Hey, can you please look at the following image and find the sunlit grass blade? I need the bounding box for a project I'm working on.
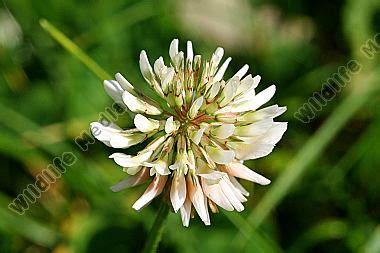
[39,19,111,80]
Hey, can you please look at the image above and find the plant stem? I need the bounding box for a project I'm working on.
[142,202,169,253]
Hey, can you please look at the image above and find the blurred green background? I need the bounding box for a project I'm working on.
[0,0,379,252]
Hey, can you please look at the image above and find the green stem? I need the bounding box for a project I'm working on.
[142,202,169,253]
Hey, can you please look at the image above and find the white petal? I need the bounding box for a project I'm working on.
[211,124,235,139]
[187,150,196,172]
[191,127,206,145]
[198,170,226,185]
[145,135,167,151]
[201,178,234,211]
[170,172,187,212]
[219,77,238,107]
[180,197,191,227]
[211,47,224,68]
[232,88,256,105]
[257,122,287,145]
[205,146,235,164]
[169,38,179,61]
[193,55,201,69]
[215,113,240,123]
[216,85,276,114]
[161,67,175,93]
[109,132,147,149]
[219,178,245,211]
[206,81,221,102]
[234,118,273,137]
[90,121,120,146]
[90,122,146,148]
[235,74,260,97]
[139,50,155,83]
[169,160,181,171]
[241,84,276,110]
[187,41,193,63]
[227,141,274,160]
[110,168,150,192]
[165,116,178,134]
[198,146,216,167]
[125,166,141,175]
[213,57,232,83]
[234,64,249,79]
[132,175,167,210]
[153,57,166,77]
[228,175,250,196]
[144,161,171,176]
[115,73,136,94]
[224,162,270,185]
[103,80,124,104]
[156,165,171,176]
[236,122,287,145]
[239,105,287,122]
[109,151,152,167]
[134,114,160,133]
[223,177,247,203]
[172,51,184,70]
[122,91,162,115]
[188,96,204,119]
[195,158,211,173]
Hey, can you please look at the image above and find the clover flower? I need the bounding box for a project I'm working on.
[90,39,287,226]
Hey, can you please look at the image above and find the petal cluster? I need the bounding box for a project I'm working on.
[91,39,287,226]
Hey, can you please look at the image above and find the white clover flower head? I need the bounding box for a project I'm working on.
[91,39,287,226]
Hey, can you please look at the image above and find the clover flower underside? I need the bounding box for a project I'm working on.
[90,39,287,226]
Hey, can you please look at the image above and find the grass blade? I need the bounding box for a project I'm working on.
[39,19,111,80]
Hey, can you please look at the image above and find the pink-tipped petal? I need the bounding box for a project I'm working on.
[132,175,167,210]
[111,168,150,192]
[187,175,210,225]
[180,197,192,227]
[170,172,187,212]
